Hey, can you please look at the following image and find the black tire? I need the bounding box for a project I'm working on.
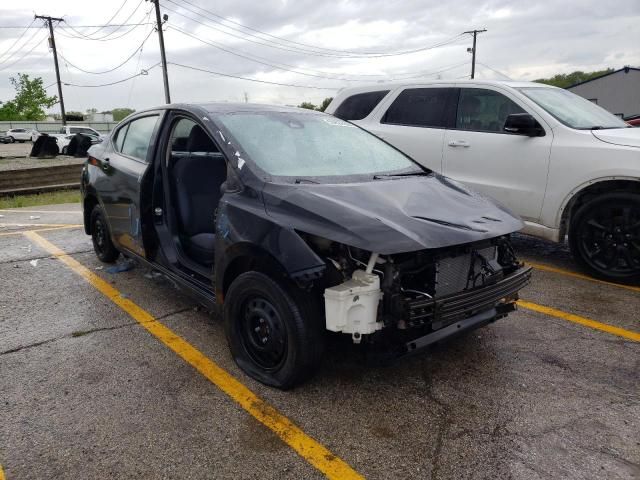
[224,271,324,389]
[9,136,14,143]
[569,192,640,282]
[90,204,120,263]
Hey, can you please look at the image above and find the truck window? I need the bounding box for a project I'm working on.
[456,88,525,133]
[382,88,451,128]
[333,90,390,121]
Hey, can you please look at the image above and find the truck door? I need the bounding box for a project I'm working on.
[442,87,552,222]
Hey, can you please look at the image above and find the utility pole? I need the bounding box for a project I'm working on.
[464,29,487,79]
[35,15,66,124]
[148,0,171,103]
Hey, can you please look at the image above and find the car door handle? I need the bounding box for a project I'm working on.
[447,140,470,148]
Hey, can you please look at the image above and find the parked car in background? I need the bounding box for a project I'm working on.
[625,114,640,127]
[82,103,531,388]
[56,133,102,155]
[0,134,13,144]
[4,128,37,143]
[326,80,640,282]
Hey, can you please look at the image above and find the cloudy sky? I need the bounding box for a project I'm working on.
[0,0,638,114]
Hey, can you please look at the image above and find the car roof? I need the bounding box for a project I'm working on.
[133,102,325,116]
[332,79,557,96]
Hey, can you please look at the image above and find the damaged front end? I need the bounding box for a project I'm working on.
[300,232,531,357]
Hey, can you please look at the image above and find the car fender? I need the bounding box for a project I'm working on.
[214,196,326,302]
[555,174,640,227]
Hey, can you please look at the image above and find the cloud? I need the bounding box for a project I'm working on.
[0,0,638,112]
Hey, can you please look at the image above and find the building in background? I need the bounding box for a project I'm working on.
[567,66,640,119]
[86,111,114,122]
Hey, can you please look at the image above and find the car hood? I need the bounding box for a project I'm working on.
[592,128,640,148]
[262,174,523,254]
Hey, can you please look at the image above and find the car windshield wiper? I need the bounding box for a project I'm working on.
[373,170,430,180]
[293,177,319,184]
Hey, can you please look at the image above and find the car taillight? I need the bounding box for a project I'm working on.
[88,156,99,166]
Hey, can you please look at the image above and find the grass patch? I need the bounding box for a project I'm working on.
[0,189,80,209]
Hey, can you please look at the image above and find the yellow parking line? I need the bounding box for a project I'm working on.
[0,209,79,214]
[527,261,640,294]
[0,463,4,480]
[518,300,640,342]
[23,231,364,480]
[0,225,82,237]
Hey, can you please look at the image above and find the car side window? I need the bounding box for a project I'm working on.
[120,115,160,162]
[333,90,390,121]
[113,124,128,152]
[456,88,526,133]
[382,88,451,128]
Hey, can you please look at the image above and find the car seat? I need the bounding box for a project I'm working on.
[172,124,227,266]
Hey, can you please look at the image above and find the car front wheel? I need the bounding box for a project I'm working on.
[224,271,324,389]
[90,205,120,263]
[569,192,640,282]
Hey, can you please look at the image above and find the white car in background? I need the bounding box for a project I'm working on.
[326,80,640,282]
[4,128,37,143]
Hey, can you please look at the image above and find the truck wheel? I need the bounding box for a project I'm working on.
[569,192,640,282]
[90,205,120,263]
[224,271,324,389]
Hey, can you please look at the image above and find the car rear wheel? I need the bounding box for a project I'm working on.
[569,192,640,282]
[9,136,14,143]
[90,205,120,263]
[224,271,324,389]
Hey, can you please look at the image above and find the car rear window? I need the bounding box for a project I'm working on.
[333,90,389,121]
[382,88,451,128]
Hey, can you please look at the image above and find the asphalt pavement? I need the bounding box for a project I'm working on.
[0,204,638,479]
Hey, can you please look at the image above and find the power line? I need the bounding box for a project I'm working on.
[0,31,49,72]
[0,22,154,28]
[59,1,149,41]
[169,0,467,58]
[83,0,130,36]
[163,1,466,58]
[0,24,44,66]
[0,18,36,61]
[57,27,154,74]
[477,62,512,80]
[63,63,159,87]
[169,25,469,83]
[169,62,336,90]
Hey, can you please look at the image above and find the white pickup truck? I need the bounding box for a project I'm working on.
[326,80,640,282]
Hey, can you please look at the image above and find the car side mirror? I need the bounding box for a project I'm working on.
[504,113,544,137]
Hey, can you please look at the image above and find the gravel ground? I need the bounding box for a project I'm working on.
[0,142,82,171]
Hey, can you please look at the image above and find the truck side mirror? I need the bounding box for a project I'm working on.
[504,113,545,137]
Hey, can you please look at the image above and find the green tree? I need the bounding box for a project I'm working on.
[317,97,333,112]
[111,107,135,121]
[0,74,58,120]
[534,68,614,88]
[298,101,317,110]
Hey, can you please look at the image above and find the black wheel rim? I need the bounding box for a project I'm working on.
[93,217,107,255]
[239,296,287,371]
[577,202,640,276]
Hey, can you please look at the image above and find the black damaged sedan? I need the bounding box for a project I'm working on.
[81,103,531,388]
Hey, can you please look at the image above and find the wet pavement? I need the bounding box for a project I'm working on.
[0,204,638,479]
